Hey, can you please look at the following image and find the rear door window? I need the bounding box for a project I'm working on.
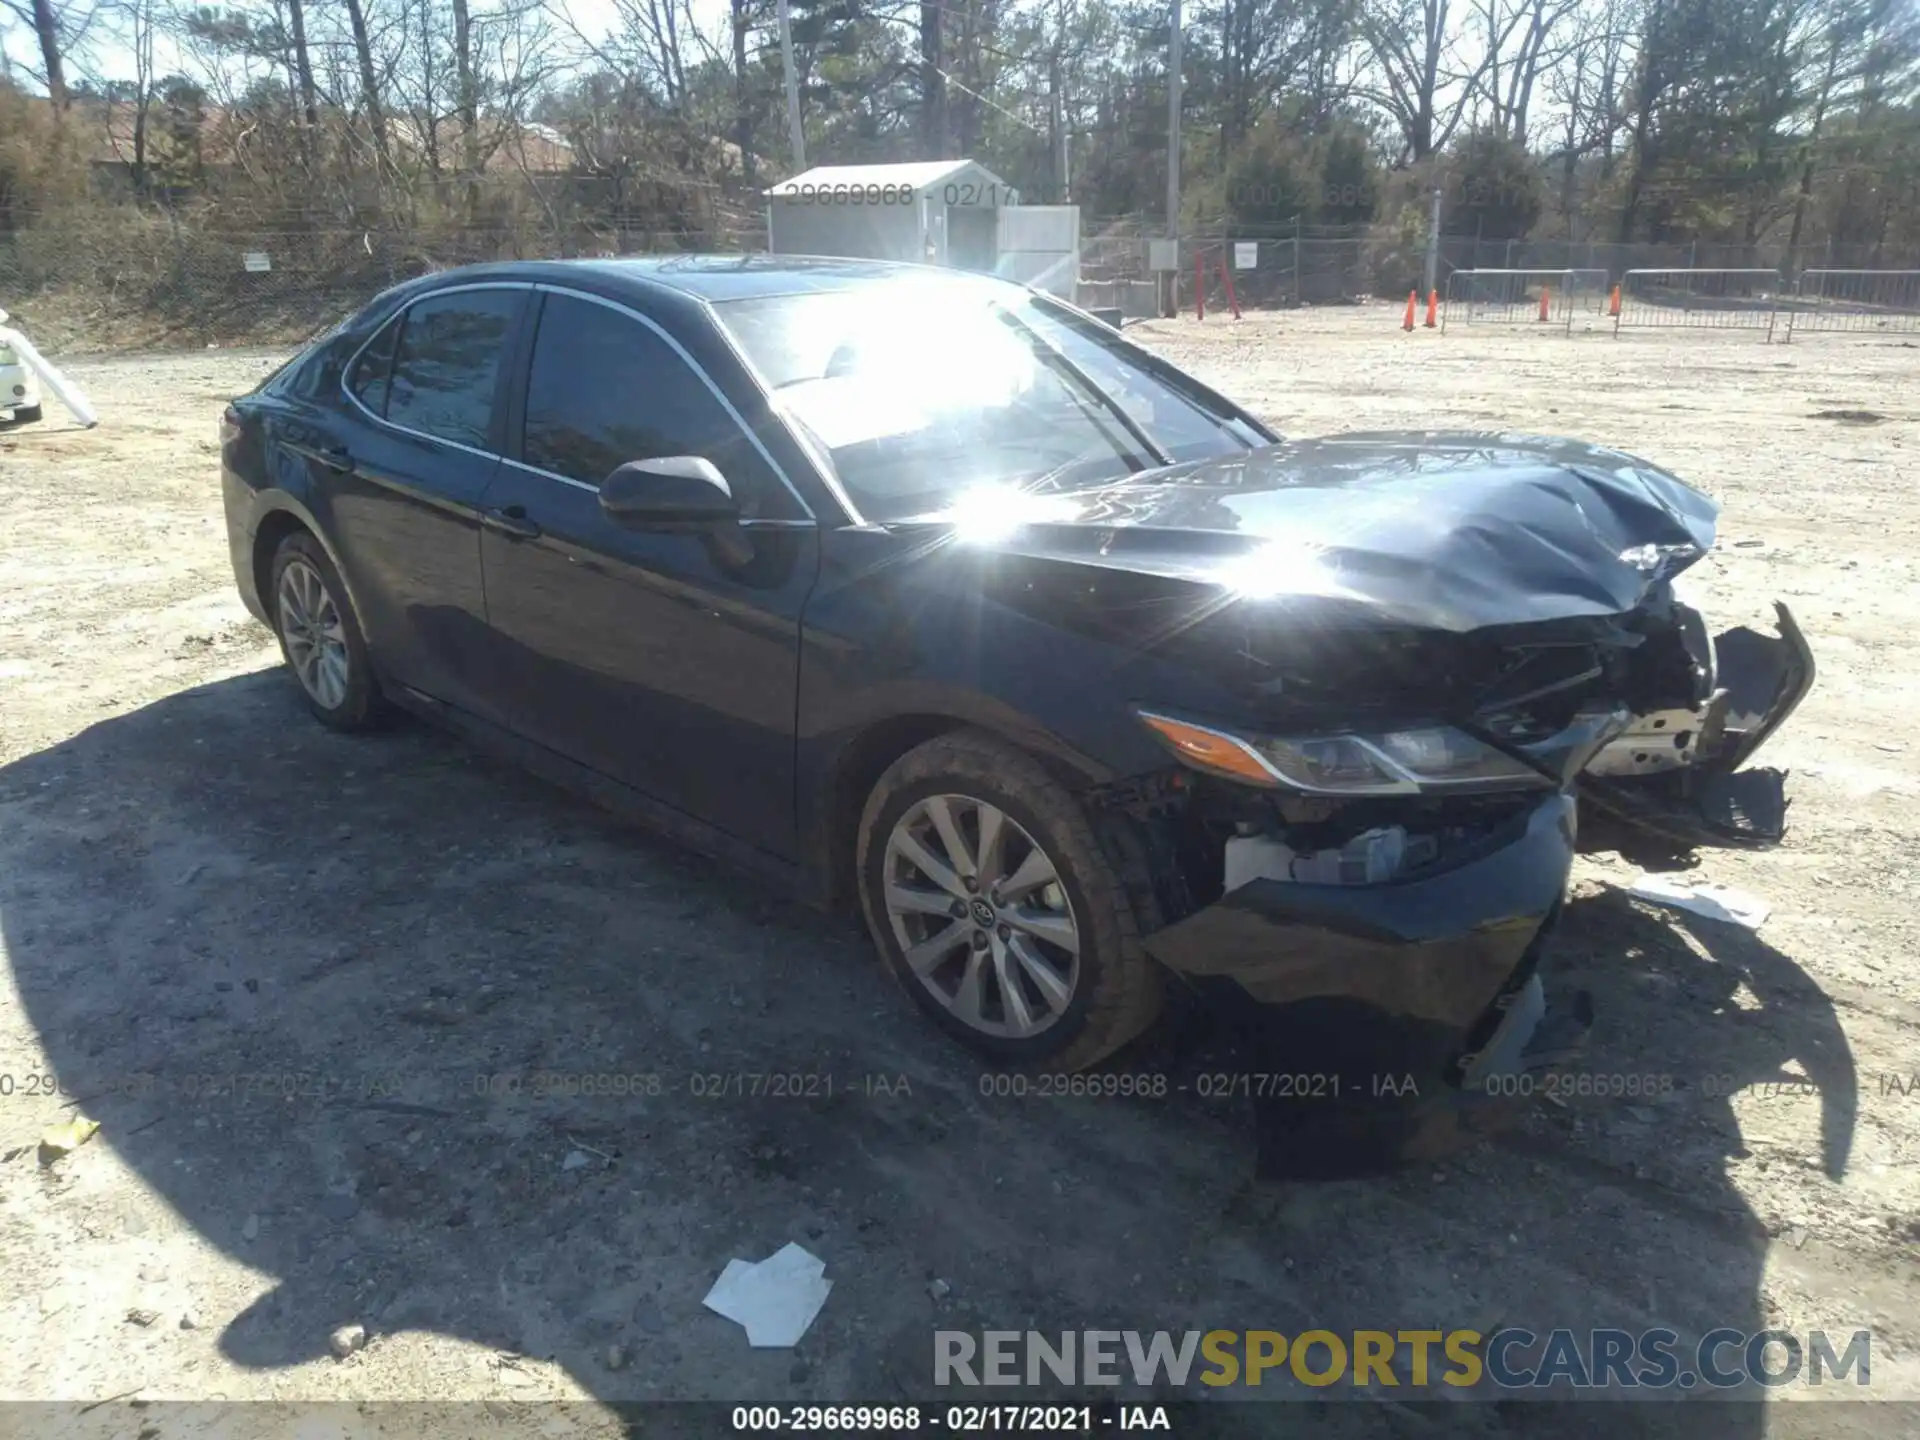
[384,289,520,449]
[345,316,400,415]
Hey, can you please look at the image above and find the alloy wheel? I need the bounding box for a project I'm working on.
[277,557,351,711]
[882,793,1081,1039]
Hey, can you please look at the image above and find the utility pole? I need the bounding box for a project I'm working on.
[1422,187,1442,297]
[1166,0,1182,238]
[1164,0,1182,316]
[1050,55,1069,202]
[777,0,806,171]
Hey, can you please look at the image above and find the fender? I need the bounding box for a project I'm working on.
[793,679,1133,910]
[237,488,369,647]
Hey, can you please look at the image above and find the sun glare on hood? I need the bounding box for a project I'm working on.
[1209,538,1353,601]
[938,485,1089,544]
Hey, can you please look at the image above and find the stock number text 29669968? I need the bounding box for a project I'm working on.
[789,182,917,205]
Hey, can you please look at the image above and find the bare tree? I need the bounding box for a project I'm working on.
[1543,0,1636,232]
[286,0,318,147]
[342,0,395,174]
[1,0,94,106]
[1472,0,1582,139]
[1355,0,1481,159]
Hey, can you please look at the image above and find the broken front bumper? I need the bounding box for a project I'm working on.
[1142,793,1592,1179]
[1579,601,1816,851]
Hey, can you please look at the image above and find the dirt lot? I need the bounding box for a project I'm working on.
[1,308,1916,1436]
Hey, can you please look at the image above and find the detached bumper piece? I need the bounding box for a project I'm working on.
[1142,794,1593,1179]
[1579,601,1814,851]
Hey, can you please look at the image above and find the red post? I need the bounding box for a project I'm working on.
[1195,248,1206,321]
[1220,252,1241,319]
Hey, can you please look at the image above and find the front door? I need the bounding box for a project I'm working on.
[476,288,818,861]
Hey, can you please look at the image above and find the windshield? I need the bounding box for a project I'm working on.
[713,279,1267,522]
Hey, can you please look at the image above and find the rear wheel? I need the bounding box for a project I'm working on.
[856,730,1162,1071]
[9,404,42,425]
[269,531,385,731]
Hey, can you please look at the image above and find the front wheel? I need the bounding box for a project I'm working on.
[8,404,42,425]
[855,730,1163,1071]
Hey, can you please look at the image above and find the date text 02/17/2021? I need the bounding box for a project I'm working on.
[729,1406,1170,1433]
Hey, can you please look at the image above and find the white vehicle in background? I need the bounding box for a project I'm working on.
[0,312,44,424]
[0,307,96,428]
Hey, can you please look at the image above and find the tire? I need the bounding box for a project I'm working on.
[268,530,385,732]
[12,404,43,425]
[856,729,1163,1071]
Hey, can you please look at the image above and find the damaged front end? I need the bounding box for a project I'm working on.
[985,432,1815,1176]
[1108,570,1811,1180]
[1116,706,1605,1180]
[1577,591,1815,858]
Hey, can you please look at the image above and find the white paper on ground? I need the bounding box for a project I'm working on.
[702,1242,833,1347]
[1627,874,1771,930]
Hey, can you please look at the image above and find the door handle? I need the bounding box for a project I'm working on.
[317,444,356,472]
[482,505,542,540]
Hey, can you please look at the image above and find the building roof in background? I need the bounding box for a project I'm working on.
[765,159,1013,200]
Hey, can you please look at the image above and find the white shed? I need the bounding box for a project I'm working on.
[766,159,1019,273]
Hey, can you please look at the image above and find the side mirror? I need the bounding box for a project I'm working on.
[599,456,739,529]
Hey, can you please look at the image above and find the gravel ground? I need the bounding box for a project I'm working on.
[0,308,1915,1437]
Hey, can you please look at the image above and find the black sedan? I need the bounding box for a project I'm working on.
[221,257,1813,1171]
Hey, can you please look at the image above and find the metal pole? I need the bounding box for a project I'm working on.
[1161,0,1182,316]
[777,0,806,171]
[1423,187,1442,298]
[1051,57,1070,202]
[1166,0,1182,236]
[1292,215,1302,306]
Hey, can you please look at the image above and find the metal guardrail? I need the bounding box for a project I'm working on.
[1614,269,1783,338]
[1441,269,1611,334]
[1782,269,1920,338]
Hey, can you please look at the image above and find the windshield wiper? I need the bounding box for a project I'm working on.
[992,306,1173,470]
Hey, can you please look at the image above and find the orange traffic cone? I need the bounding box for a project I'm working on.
[1537,286,1553,322]
[1424,289,1439,328]
[1608,283,1622,317]
[1402,290,1417,331]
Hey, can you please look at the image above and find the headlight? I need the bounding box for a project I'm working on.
[1137,710,1552,794]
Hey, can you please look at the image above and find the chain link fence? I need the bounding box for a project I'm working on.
[0,207,766,351]
[9,199,1920,349]
[1100,222,1920,321]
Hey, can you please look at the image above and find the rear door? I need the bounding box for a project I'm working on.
[477,286,819,860]
[324,283,527,720]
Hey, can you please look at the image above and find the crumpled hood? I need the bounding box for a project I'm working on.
[926,432,1720,634]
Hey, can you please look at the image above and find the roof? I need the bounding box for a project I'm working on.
[398,254,1020,306]
[570,254,977,301]
[764,159,1012,201]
